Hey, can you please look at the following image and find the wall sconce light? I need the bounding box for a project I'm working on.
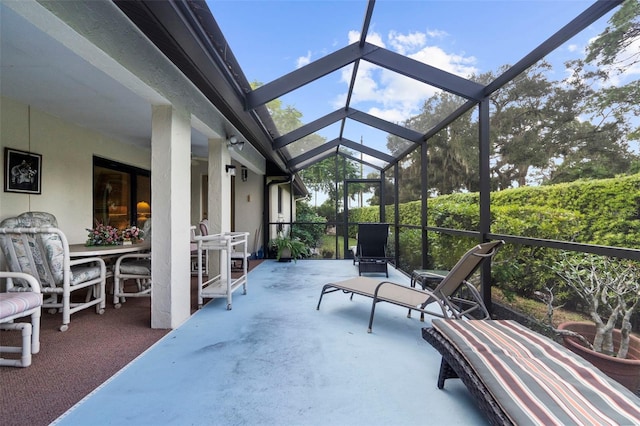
[241,166,248,182]
[226,165,237,176]
[227,135,245,151]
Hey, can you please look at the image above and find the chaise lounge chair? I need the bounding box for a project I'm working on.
[317,240,503,332]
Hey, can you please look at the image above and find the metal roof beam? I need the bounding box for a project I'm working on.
[484,0,622,96]
[362,44,485,101]
[340,138,395,163]
[290,151,337,173]
[246,43,379,109]
[348,109,423,143]
[339,152,383,171]
[383,99,480,173]
[288,139,341,168]
[274,107,422,149]
[274,109,354,149]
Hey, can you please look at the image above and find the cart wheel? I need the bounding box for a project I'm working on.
[98,308,105,315]
[59,324,69,332]
[48,308,57,315]
[226,303,232,310]
[114,303,122,309]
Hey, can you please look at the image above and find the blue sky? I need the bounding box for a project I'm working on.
[209,1,604,80]
[207,1,636,199]
[208,1,617,142]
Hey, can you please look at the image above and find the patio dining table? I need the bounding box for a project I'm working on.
[69,241,151,258]
[69,241,151,281]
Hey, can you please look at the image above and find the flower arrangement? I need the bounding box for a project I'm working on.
[85,223,144,246]
[86,222,120,246]
[121,225,143,242]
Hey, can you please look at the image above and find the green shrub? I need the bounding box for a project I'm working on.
[347,174,639,300]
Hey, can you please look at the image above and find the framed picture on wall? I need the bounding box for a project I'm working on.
[4,147,42,194]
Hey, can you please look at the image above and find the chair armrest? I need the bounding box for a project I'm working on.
[69,256,106,270]
[0,271,41,294]
[69,256,107,281]
[114,253,151,268]
[373,280,436,307]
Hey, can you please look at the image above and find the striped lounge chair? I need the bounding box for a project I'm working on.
[423,319,640,425]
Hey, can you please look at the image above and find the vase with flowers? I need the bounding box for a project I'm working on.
[120,225,143,245]
[86,222,120,246]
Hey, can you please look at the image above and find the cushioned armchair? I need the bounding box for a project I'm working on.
[0,271,43,367]
[113,218,151,308]
[113,253,151,308]
[0,212,106,332]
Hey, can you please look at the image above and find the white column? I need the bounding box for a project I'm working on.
[207,138,231,278]
[150,105,191,329]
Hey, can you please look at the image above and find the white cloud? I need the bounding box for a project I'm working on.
[296,51,312,68]
[333,28,478,124]
[426,29,448,39]
[409,46,477,77]
[567,44,579,53]
[388,30,426,55]
[367,106,409,124]
[349,30,385,48]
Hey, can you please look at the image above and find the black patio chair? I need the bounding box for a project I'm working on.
[353,223,391,277]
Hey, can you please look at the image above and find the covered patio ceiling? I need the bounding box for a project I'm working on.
[115,0,622,177]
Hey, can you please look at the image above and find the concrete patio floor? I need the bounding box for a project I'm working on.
[52,260,487,426]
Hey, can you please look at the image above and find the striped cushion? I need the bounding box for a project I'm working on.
[432,319,640,425]
[0,292,43,320]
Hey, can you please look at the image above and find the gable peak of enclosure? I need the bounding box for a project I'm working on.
[116,0,623,177]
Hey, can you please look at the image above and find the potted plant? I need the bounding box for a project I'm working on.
[269,231,308,262]
[549,252,640,392]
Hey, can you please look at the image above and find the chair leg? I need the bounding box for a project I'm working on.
[60,293,70,332]
[367,299,380,333]
[437,358,458,389]
[114,276,123,308]
[0,322,32,367]
[31,310,41,354]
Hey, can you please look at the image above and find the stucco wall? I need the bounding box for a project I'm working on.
[0,96,150,244]
[233,163,264,256]
[190,159,208,227]
[267,179,295,243]
[1,97,267,261]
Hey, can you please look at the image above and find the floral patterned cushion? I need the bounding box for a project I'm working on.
[70,265,104,285]
[118,260,151,275]
[0,212,64,287]
[0,211,58,228]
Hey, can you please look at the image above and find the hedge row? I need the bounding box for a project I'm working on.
[348,173,640,301]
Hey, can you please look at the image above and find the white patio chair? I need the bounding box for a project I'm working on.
[194,219,210,276]
[0,271,43,367]
[113,219,151,307]
[0,212,106,332]
[113,253,151,308]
